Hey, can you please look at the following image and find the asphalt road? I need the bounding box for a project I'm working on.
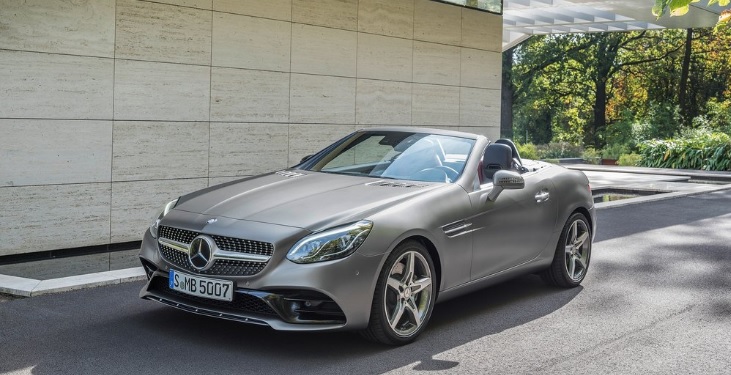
[2,190,730,375]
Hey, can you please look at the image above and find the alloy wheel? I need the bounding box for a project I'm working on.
[564,219,590,281]
[383,250,433,337]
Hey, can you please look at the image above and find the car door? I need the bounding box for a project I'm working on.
[467,167,558,281]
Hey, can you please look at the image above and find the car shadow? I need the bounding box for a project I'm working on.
[0,276,581,375]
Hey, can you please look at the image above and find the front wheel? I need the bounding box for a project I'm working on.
[361,240,436,345]
[541,212,592,287]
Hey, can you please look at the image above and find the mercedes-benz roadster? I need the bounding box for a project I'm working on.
[139,127,595,345]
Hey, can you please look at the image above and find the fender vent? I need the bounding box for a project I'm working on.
[276,170,305,178]
[366,181,429,188]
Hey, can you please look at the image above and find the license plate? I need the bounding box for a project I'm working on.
[169,269,234,302]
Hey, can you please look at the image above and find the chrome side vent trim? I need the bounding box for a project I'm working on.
[366,181,429,188]
[442,220,473,237]
[276,170,305,178]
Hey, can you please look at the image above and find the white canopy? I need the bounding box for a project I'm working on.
[503,0,726,50]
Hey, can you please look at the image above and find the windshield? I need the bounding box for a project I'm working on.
[299,131,476,183]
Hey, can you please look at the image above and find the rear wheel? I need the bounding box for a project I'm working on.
[541,212,591,287]
[361,240,436,345]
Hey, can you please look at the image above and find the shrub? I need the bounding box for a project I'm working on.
[639,132,731,171]
[617,153,642,167]
[601,143,630,160]
[516,142,539,160]
[582,148,601,164]
[536,142,583,159]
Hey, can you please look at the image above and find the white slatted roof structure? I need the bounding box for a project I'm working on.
[503,0,726,50]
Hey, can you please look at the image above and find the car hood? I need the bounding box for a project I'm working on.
[174,171,442,231]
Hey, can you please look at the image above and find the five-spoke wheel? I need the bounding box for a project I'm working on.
[362,240,436,345]
[541,212,592,287]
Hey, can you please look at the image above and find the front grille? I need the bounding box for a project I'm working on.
[149,276,278,317]
[157,226,273,276]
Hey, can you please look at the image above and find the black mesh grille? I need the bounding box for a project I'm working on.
[149,276,278,317]
[157,226,273,276]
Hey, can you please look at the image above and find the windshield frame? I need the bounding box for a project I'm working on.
[295,130,477,184]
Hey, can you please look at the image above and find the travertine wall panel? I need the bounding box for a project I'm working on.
[461,48,501,89]
[414,0,461,45]
[288,124,357,165]
[114,60,210,121]
[0,51,113,119]
[209,123,289,177]
[212,12,291,71]
[462,10,503,52]
[290,74,356,124]
[460,87,501,126]
[292,0,358,31]
[213,0,291,20]
[0,184,112,255]
[0,120,112,186]
[111,179,209,242]
[211,68,290,122]
[115,0,212,65]
[357,33,413,81]
[358,0,414,38]
[155,0,212,10]
[356,80,412,125]
[412,84,460,126]
[291,24,357,77]
[112,121,209,181]
[0,0,502,255]
[414,41,461,86]
[0,0,115,57]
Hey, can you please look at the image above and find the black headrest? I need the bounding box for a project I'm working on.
[495,139,521,161]
[483,143,513,180]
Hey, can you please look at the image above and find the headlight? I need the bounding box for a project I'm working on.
[149,199,178,238]
[287,221,373,264]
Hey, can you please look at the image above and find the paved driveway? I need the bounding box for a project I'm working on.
[2,190,730,374]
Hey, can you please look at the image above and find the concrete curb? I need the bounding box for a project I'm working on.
[595,184,731,210]
[0,267,146,297]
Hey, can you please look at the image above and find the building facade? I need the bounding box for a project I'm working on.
[0,0,503,257]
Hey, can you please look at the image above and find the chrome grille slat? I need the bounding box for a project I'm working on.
[157,226,273,276]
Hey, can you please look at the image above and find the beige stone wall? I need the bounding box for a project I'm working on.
[0,0,502,255]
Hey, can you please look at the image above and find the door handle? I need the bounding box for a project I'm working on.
[535,191,550,203]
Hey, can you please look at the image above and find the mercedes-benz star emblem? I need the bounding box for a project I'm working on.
[189,235,215,270]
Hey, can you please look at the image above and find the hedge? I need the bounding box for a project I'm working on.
[638,132,731,171]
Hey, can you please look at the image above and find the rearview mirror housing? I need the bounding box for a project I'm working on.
[487,170,525,202]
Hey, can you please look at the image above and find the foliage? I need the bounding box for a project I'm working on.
[508,27,731,151]
[602,143,631,159]
[652,0,730,29]
[617,153,643,166]
[536,142,584,159]
[516,142,539,160]
[692,99,731,134]
[582,148,602,164]
[639,131,731,170]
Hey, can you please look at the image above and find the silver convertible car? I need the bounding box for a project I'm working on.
[139,127,595,345]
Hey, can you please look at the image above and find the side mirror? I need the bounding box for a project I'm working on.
[300,154,314,164]
[486,170,525,202]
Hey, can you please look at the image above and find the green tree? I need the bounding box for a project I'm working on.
[653,0,730,26]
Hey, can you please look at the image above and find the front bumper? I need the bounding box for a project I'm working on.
[139,224,386,331]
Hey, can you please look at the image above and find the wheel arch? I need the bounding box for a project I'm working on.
[404,235,442,294]
[572,206,593,234]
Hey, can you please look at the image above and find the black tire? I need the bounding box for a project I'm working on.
[541,212,592,288]
[360,240,436,345]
